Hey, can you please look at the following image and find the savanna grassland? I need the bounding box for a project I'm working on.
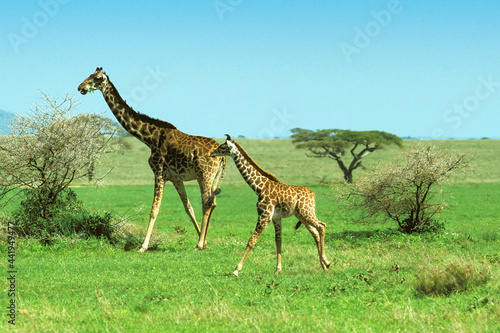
[2,137,499,332]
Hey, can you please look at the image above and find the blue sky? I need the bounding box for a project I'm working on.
[1,0,500,139]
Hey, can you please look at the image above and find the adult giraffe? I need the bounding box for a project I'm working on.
[78,67,225,251]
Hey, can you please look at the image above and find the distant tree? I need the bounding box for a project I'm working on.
[291,128,403,183]
[0,92,118,218]
[340,145,470,233]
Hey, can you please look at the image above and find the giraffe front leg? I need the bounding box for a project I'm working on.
[140,175,165,253]
[233,212,271,276]
[233,246,250,276]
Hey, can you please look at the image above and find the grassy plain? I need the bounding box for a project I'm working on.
[76,137,500,186]
[2,138,499,332]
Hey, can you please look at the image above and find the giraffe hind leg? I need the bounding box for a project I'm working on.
[204,157,225,209]
[203,188,221,209]
[273,218,283,274]
[196,183,218,250]
[196,160,225,250]
[196,197,217,250]
[172,181,201,236]
[298,215,330,270]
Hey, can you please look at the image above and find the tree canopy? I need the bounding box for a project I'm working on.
[291,128,403,183]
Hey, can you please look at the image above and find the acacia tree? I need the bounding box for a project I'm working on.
[341,145,470,233]
[291,128,403,183]
[0,92,118,219]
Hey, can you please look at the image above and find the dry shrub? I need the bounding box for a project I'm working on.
[0,93,119,210]
[112,222,168,251]
[340,145,470,233]
[415,261,490,296]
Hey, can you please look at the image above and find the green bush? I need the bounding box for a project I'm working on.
[399,217,446,234]
[12,188,114,241]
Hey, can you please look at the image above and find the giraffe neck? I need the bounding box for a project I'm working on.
[100,79,176,147]
[230,141,277,194]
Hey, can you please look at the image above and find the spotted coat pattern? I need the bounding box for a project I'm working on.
[78,67,225,251]
[211,137,330,276]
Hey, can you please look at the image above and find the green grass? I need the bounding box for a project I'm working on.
[80,137,500,186]
[2,138,500,332]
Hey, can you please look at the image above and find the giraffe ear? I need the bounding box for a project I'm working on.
[224,134,232,141]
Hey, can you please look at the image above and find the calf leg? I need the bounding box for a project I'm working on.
[233,214,271,276]
[272,218,283,274]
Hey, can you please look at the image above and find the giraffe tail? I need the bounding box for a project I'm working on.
[204,188,222,209]
[295,221,302,230]
[204,157,226,209]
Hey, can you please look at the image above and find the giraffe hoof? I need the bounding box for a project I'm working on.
[139,247,147,253]
[232,270,239,277]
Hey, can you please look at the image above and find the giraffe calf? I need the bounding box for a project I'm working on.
[211,135,331,276]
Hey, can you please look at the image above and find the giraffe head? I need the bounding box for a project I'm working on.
[211,134,236,157]
[78,67,108,95]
